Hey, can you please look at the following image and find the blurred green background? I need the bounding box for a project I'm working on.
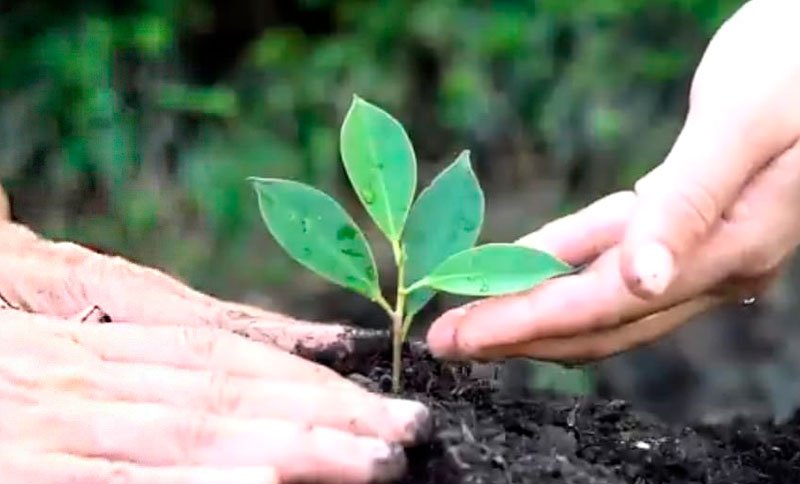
[8,0,800,422]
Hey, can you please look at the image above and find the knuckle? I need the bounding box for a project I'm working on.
[205,372,244,415]
[174,412,219,459]
[179,326,224,361]
[55,241,98,268]
[46,364,96,396]
[669,183,720,236]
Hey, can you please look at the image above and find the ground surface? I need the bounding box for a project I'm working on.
[339,343,800,484]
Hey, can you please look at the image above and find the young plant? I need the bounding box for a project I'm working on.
[251,96,572,392]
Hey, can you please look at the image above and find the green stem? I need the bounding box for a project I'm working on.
[375,294,394,316]
[404,278,429,295]
[390,240,407,393]
[400,313,414,341]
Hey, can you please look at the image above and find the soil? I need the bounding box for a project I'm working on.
[334,342,800,484]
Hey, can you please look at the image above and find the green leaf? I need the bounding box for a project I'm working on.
[402,150,484,317]
[251,178,380,299]
[340,95,416,242]
[416,243,572,296]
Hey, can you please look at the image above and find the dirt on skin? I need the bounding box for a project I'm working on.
[337,342,800,484]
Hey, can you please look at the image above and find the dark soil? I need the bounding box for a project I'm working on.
[338,342,800,484]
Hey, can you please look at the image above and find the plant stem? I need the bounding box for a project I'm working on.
[403,278,428,294]
[400,313,414,341]
[389,307,404,393]
[375,291,403,393]
[375,294,394,316]
[390,240,407,393]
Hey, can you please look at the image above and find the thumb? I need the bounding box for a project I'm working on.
[621,114,787,297]
[621,0,800,298]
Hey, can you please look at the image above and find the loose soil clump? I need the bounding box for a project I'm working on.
[337,342,800,484]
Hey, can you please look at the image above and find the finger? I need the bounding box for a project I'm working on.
[0,449,278,484]
[472,296,720,363]
[516,191,636,266]
[0,312,349,385]
[0,356,429,444]
[427,238,745,360]
[0,310,100,364]
[620,8,800,297]
[621,113,788,297]
[427,223,764,359]
[1,399,406,484]
[0,313,432,445]
[427,250,632,359]
[235,317,390,370]
[724,139,800,276]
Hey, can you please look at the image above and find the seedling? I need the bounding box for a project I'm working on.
[251,96,572,392]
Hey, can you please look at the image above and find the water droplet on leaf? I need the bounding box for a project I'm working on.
[361,188,376,205]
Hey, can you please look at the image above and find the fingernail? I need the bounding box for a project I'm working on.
[366,441,407,483]
[632,242,675,295]
[386,399,433,443]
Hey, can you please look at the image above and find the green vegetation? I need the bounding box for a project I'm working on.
[253,96,571,391]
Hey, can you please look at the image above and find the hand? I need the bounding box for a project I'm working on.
[0,210,428,482]
[0,310,425,483]
[0,221,386,367]
[426,0,800,363]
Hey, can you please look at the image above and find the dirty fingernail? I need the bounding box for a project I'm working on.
[632,242,675,295]
[386,399,432,444]
[366,441,407,483]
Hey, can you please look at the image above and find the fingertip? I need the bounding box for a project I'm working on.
[426,307,466,359]
[384,399,432,444]
[624,241,676,297]
[370,442,407,483]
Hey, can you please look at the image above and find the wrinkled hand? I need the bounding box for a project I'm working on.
[427,0,800,363]
[0,219,386,365]
[0,220,428,482]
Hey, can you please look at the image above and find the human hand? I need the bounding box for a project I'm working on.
[0,200,428,483]
[426,0,800,363]
[0,310,427,483]
[0,220,386,368]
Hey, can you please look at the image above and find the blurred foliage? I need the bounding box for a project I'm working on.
[0,0,744,305]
